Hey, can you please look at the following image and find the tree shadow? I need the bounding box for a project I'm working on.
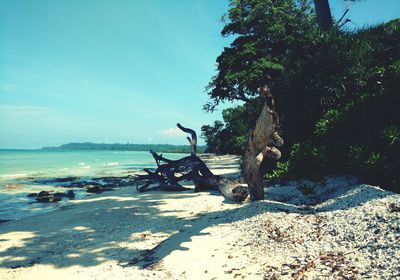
[0,190,194,269]
[0,178,394,271]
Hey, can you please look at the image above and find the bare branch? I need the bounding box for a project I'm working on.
[177,123,197,156]
[336,8,350,26]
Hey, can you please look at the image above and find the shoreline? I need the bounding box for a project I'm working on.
[0,150,200,221]
[0,155,245,279]
[0,155,399,279]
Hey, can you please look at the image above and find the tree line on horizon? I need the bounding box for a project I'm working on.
[201,0,400,191]
[42,142,206,154]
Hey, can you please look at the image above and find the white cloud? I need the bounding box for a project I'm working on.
[157,127,186,138]
[0,104,52,116]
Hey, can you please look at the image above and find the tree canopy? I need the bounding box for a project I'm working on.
[204,0,318,111]
[202,0,400,191]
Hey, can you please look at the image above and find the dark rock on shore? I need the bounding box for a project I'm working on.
[25,175,135,204]
[36,196,62,203]
[29,190,75,202]
[86,185,102,194]
[30,175,134,189]
[37,191,50,197]
[66,190,75,198]
[53,192,67,198]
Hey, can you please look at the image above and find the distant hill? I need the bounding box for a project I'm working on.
[42,142,206,153]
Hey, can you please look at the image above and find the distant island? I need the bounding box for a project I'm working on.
[42,142,206,153]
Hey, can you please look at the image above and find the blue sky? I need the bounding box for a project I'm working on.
[0,0,399,149]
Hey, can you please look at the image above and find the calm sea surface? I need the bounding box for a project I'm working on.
[0,149,185,220]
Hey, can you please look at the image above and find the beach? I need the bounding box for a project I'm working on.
[0,149,185,221]
[2,0,399,279]
[1,155,400,279]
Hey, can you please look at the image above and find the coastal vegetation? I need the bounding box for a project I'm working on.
[201,0,400,192]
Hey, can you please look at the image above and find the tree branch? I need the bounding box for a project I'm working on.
[336,8,349,27]
[177,123,197,156]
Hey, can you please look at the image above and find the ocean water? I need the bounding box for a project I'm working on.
[0,149,185,220]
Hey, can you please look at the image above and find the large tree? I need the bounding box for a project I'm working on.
[205,0,318,111]
[203,0,320,200]
[313,0,333,30]
[203,0,400,193]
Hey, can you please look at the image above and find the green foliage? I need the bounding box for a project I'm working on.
[201,101,263,154]
[382,125,400,145]
[204,0,317,110]
[264,161,289,180]
[282,33,400,189]
[201,121,224,153]
[285,142,329,181]
[203,0,400,191]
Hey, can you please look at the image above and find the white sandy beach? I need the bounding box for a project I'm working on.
[1,155,399,279]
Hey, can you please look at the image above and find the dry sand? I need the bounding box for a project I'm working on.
[1,155,399,279]
[0,155,249,280]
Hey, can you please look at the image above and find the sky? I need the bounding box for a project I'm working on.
[0,0,399,149]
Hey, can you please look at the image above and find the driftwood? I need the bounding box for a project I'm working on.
[134,124,249,202]
[134,86,283,202]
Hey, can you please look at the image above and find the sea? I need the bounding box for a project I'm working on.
[0,149,185,221]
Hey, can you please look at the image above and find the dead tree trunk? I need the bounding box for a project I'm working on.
[133,123,249,202]
[134,86,282,203]
[243,86,283,201]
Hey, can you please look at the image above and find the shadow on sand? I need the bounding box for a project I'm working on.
[0,177,394,271]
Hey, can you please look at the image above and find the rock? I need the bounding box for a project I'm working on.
[36,196,61,203]
[51,196,62,202]
[35,191,64,203]
[389,203,400,213]
[36,196,50,203]
[55,176,79,182]
[33,190,75,201]
[66,190,75,199]
[53,192,67,198]
[86,185,102,194]
[37,191,50,197]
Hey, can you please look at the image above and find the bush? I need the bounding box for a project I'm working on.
[265,20,400,191]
